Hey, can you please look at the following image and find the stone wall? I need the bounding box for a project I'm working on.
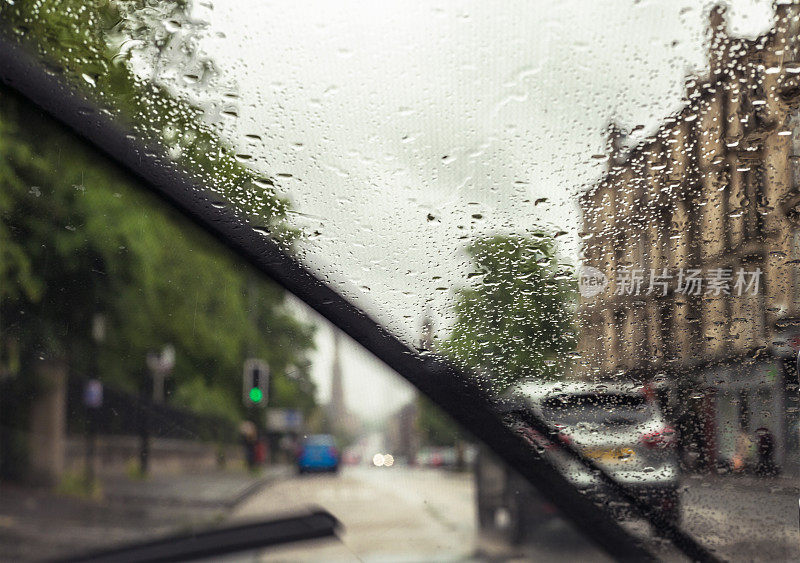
[65,435,244,475]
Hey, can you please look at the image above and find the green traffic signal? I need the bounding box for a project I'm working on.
[249,387,263,403]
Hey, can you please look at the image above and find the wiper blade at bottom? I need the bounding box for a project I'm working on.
[56,509,340,563]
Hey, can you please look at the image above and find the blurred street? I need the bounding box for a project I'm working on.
[0,467,288,561]
[1,459,799,561]
[680,474,800,562]
[232,464,605,562]
[232,467,800,562]
[233,466,478,562]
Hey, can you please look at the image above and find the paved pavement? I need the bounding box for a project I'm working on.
[1,465,797,561]
[102,470,284,509]
[679,473,800,562]
[233,465,478,561]
[232,466,608,562]
[231,467,800,562]
[0,466,289,561]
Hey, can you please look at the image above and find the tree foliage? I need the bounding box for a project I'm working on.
[1,0,292,237]
[415,233,577,447]
[416,397,460,447]
[0,1,318,426]
[441,233,577,392]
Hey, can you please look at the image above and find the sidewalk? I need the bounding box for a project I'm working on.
[682,471,800,496]
[0,465,290,562]
[102,466,291,510]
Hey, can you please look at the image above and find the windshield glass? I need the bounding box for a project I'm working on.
[2,0,800,561]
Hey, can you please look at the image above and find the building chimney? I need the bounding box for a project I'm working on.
[605,121,626,167]
[329,329,345,425]
[708,5,728,78]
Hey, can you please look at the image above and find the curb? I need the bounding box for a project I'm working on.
[227,466,293,510]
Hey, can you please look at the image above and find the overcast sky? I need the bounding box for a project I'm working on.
[164,0,775,418]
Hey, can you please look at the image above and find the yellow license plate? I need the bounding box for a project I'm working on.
[584,447,636,463]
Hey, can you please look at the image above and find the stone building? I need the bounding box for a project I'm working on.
[578,3,800,471]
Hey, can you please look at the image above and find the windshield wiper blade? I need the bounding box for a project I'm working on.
[56,509,340,563]
[0,30,718,563]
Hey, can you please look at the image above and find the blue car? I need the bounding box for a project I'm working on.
[297,434,340,474]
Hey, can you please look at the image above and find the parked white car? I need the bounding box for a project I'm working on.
[476,379,680,543]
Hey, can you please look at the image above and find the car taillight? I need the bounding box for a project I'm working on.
[552,424,571,448]
[328,446,338,458]
[640,426,676,449]
[640,383,656,402]
[524,427,571,450]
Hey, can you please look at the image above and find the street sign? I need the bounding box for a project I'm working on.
[243,358,269,407]
[146,344,175,374]
[147,345,175,403]
[83,379,103,409]
[91,313,106,343]
[266,408,303,432]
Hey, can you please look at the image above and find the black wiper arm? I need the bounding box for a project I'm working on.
[56,509,340,563]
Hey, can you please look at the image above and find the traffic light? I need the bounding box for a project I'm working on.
[243,359,269,407]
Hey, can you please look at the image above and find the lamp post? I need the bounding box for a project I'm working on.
[147,344,175,404]
[84,313,105,489]
[140,344,175,475]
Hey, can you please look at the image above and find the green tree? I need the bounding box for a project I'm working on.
[0,0,319,443]
[1,0,293,238]
[416,397,461,447]
[0,88,318,427]
[441,233,577,392]
[415,232,577,449]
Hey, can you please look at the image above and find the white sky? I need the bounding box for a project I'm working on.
[170,0,775,418]
[290,302,416,421]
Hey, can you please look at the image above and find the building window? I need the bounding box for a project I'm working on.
[794,230,800,305]
[659,302,673,361]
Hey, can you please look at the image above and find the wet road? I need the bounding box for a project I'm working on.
[233,465,605,561]
[680,475,799,562]
[233,467,800,562]
[234,466,477,562]
[8,464,793,561]
[0,468,286,561]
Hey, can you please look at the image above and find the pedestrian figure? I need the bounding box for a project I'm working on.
[254,438,267,466]
[755,427,779,476]
[240,420,258,470]
[733,428,752,473]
